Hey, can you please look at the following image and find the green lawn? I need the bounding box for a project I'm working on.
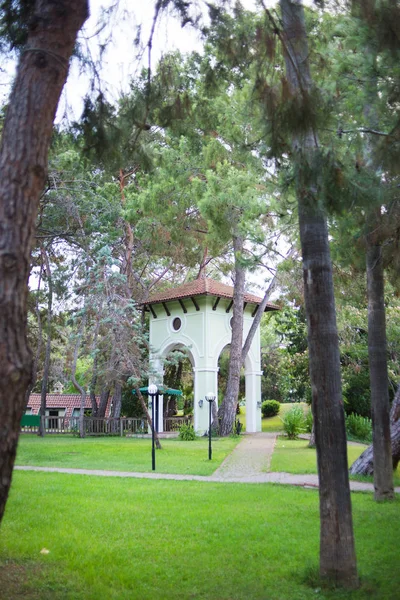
[270,437,400,485]
[237,401,308,433]
[1,472,399,599]
[15,435,239,476]
[270,437,367,474]
[262,402,309,432]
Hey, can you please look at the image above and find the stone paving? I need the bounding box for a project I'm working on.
[210,432,277,481]
[15,432,400,494]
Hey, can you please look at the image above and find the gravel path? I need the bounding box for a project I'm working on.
[14,433,400,494]
[210,432,277,481]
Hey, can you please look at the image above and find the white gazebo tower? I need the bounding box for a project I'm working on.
[144,278,278,435]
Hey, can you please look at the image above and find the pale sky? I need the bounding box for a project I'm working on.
[0,1,297,121]
[59,0,278,122]
[1,0,315,121]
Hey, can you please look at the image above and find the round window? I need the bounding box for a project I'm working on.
[172,317,182,331]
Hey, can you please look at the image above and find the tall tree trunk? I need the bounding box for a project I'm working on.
[218,234,245,436]
[197,246,210,279]
[277,0,358,587]
[350,383,400,475]
[0,0,89,525]
[25,263,44,408]
[39,246,53,436]
[97,388,110,418]
[361,22,394,500]
[308,422,316,448]
[89,362,99,417]
[241,247,295,366]
[71,313,87,438]
[391,384,400,426]
[366,231,394,499]
[112,383,122,418]
[119,168,136,296]
[89,315,101,417]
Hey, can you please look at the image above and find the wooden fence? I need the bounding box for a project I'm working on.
[164,416,192,432]
[20,416,192,436]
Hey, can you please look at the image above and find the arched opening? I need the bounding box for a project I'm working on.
[216,344,261,433]
[163,349,194,419]
[217,344,245,413]
[151,342,196,432]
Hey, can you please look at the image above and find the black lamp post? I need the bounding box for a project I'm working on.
[148,384,158,471]
[205,392,216,460]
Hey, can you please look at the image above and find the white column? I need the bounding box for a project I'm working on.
[193,367,219,435]
[245,370,263,433]
[157,394,164,433]
[149,355,164,433]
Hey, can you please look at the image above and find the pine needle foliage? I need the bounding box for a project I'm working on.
[0,0,34,51]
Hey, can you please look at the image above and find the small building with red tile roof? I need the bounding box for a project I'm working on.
[143,278,279,435]
[143,277,279,317]
[26,394,112,419]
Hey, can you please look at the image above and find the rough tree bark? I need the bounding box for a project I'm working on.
[89,315,102,416]
[24,263,44,408]
[366,229,394,499]
[38,245,53,436]
[217,234,245,436]
[0,0,89,524]
[350,383,400,475]
[308,423,316,448]
[71,313,87,438]
[277,0,358,586]
[361,23,393,500]
[97,388,111,419]
[89,359,99,417]
[111,383,122,418]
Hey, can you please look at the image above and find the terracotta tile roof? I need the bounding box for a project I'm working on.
[145,278,279,311]
[27,394,112,418]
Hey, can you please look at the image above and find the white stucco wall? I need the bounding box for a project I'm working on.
[149,295,262,434]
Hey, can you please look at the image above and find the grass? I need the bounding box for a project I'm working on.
[1,472,400,599]
[270,437,367,474]
[236,402,308,433]
[270,437,400,485]
[262,402,309,432]
[5,415,400,598]
[15,435,240,476]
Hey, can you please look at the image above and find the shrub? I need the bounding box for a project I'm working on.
[346,413,372,443]
[342,369,371,418]
[281,405,305,439]
[261,400,280,418]
[233,419,243,436]
[304,409,313,433]
[178,423,196,441]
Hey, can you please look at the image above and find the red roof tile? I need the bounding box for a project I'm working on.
[145,278,279,311]
[27,394,112,418]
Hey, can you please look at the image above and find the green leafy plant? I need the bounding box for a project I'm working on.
[346,413,372,443]
[178,423,196,441]
[231,418,243,436]
[280,405,305,439]
[304,409,313,433]
[261,400,280,418]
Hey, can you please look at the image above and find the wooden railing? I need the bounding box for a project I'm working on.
[20,416,192,436]
[163,416,192,432]
[121,418,148,435]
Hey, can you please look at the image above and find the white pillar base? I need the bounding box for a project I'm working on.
[245,371,262,433]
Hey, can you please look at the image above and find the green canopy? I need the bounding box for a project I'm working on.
[133,386,182,396]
